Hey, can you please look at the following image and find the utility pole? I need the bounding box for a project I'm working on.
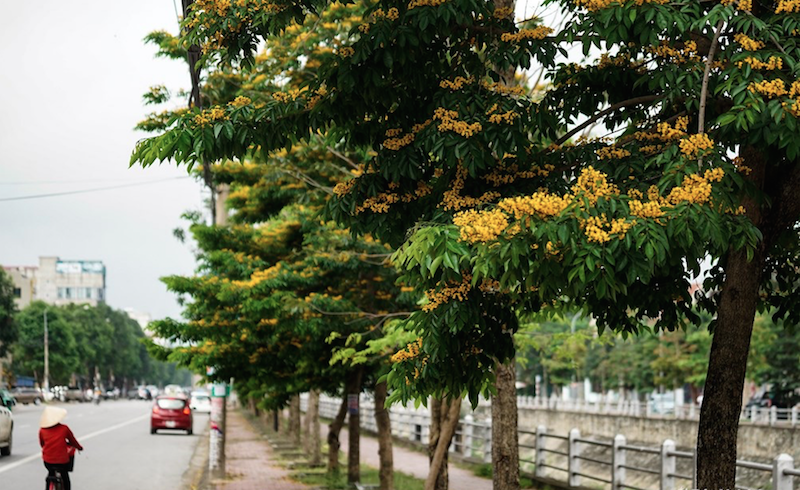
[43,308,49,393]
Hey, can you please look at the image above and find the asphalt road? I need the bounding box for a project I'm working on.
[0,398,208,490]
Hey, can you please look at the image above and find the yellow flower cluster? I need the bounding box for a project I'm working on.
[433,108,482,137]
[193,106,228,126]
[482,162,555,186]
[356,191,400,214]
[440,166,500,211]
[493,6,514,19]
[382,120,431,151]
[596,146,631,160]
[498,192,572,219]
[732,156,753,175]
[401,181,433,202]
[338,46,355,57]
[581,215,635,243]
[259,318,279,326]
[391,338,423,363]
[440,76,475,90]
[233,264,282,288]
[373,7,400,20]
[722,0,752,10]
[453,208,509,242]
[422,275,473,312]
[500,26,554,42]
[735,56,783,70]
[408,0,449,8]
[571,166,620,205]
[488,109,520,125]
[629,199,665,218]
[749,79,787,98]
[734,33,765,51]
[679,133,715,157]
[776,0,800,13]
[229,95,252,107]
[273,89,303,103]
[666,169,724,205]
[647,40,700,64]
[482,81,528,96]
[598,52,633,70]
[333,179,356,196]
[573,0,668,12]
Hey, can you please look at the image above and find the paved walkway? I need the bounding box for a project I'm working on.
[199,407,492,490]
[208,409,307,490]
[340,427,492,490]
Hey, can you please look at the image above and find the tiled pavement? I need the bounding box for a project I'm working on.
[199,406,492,490]
[207,409,308,490]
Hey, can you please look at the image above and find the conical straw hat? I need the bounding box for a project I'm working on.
[40,406,67,428]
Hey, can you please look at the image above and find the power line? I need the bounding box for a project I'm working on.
[0,178,173,185]
[0,176,193,202]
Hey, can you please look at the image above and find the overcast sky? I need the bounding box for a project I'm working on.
[1,1,207,320]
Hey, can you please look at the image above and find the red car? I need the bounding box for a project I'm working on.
[150,396,193,435]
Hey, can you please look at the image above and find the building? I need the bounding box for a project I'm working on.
[3,265,37,310]
[3,256,107,309]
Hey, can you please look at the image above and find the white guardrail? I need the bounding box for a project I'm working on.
[300,394,799,490]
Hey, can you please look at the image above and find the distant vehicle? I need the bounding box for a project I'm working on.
[0,393,13,456]
[0,389,15,409]
[189,392,211,414]
[11,387,43,405]
[163,384,183,396]
[746,388,800,419]
[151,395,193,435]
[57,386,89,403]
[146,385,160,398]
[103,387,120,400]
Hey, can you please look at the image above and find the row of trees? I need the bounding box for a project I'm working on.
[0,269,189,389]
[132,0,800,489]
[518,311,800,403]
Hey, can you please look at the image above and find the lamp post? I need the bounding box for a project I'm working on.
[43,308,49,393]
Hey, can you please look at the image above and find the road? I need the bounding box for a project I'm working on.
[0,399,207,490]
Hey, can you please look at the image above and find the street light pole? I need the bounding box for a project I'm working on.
[43,308,49,392]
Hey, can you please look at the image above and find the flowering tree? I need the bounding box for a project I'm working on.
[133,0,800,487]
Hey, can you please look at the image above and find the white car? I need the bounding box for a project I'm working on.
[189,392,211,413]
[0,395,13,456]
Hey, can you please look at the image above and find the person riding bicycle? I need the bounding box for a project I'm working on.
[39,406,83,490]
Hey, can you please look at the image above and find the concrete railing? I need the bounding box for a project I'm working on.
[302,394,799,490]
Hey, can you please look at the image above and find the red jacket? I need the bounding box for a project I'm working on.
[39,424,83,464]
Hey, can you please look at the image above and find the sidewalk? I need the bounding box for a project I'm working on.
[339,427,492,490]
[192,407,492,490]
[204,408,308,490]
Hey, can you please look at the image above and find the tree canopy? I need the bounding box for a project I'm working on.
[132,0,800,486]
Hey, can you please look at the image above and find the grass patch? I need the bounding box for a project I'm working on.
[292,466,424,490]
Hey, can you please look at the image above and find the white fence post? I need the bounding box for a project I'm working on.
[661,439,676,490]
[613,434,626,490]
[463,415,474,458]
[773,454,794,490]
[535,425,547,478]
[483,418,493,464]
[792,407,798,427]
[568,428,581,487]
[771,406,777,426]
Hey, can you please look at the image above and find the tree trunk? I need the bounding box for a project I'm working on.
[289,394,301,446]
[374,381,394,490]
[697,248,763,488]
[492,361,520,490]
[303,393,312,453]
[327,396,348,475]
[347,368,364,484]
[425,397,461,490]
[308,389,321,466]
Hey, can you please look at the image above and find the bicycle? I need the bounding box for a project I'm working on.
[45,468,64,490]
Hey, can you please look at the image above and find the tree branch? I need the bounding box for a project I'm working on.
[554,95,662,146]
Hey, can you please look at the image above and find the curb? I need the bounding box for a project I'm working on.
[184,424,210,490]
